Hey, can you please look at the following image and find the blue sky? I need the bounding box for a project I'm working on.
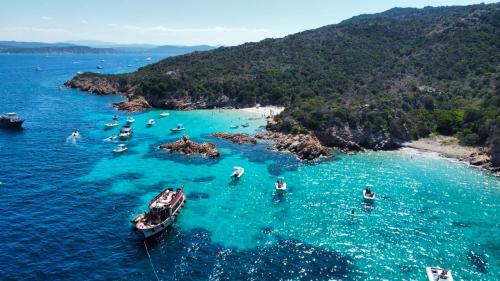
[0,0,496,45]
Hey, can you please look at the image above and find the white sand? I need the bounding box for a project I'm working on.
[403,135,478,159]
[239,106,284,117]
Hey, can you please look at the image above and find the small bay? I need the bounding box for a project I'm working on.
[0,54,498,280]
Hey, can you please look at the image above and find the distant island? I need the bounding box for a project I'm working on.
[0,41,215,55]
[65,3,500,171]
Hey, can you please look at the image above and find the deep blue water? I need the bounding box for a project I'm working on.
[0,54,499,280]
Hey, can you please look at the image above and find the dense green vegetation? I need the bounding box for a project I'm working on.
[85,3,499,152]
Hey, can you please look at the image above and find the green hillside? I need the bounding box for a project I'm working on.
[67,3,500,158]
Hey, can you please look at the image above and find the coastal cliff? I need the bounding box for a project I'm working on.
[65,3,500,168]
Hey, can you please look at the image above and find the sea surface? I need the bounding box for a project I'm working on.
[0,54,499,280]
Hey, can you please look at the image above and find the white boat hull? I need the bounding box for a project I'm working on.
[118,134,130,140]
[231,169,244,178]
[363,190,375,202]
[426,267,453,281]
[275,182,287,191]
[140,217,174,238]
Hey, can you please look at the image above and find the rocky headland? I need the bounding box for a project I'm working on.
[256,132,331,161]
[212,132,257,145]
[64,74,129,95]
[158,135,220,158]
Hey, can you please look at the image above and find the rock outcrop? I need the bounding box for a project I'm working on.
[113,97,151,112]
[256,132,331,161]
[159,135,220,158]
[212,132,257,145]
[463,148,499,175]
[64,74,130,95]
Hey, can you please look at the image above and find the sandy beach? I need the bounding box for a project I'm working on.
[403,135,479,159]
[239,106,284,117]
[402,135,498,175]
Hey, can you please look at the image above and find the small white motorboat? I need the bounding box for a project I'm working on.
[170,124,185,132]
[113,144,128,154]
[275,177,287,192]
[127,64,133,67]
[145,57,152,61]
[96,65,103,69]
[230,125,239,129]
[363,187,375,202]
[76,71,83,75]
[126,117,135,124]
[70,131,80,138]
[104,135,118,142]
[241,122,250,127]
[66,131,81,144]
[147,119,155,126]
[118,125,133,140]
[105,121,118,129]
[426,267,453,281]
[231,166,245,178]
[159,112,170,117]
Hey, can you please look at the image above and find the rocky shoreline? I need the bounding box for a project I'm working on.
[403,136,499,175]
[256,132,331,161]
[212,132,257,145]
[64,75,499,171]
[158,135,220,158]
[64,74,128,95]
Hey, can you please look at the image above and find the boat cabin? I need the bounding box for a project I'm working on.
[146,188,184,224]
[120,126,132,134]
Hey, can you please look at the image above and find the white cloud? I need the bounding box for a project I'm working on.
[41,16,52,21]
[80,20,88,24]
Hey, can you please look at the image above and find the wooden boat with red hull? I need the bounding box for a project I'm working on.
[132,186,186,238]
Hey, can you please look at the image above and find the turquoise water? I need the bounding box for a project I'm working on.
[0,54,499,280]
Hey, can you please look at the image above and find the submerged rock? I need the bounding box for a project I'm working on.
[467,250,488,273]
[256,132,331,161]
[159,135,220,158]
[212,132,257,145]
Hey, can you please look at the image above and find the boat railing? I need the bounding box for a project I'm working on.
[149,185,184,207]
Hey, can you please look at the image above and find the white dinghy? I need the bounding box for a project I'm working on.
[275,177,287,192]
[105,121,118,129]
[147,119,155,126]
[231,166,245,178]
[170,124,185,132]
[363,183,375,202]
[113,144,128,154]
[159,112,170,118]
[426,267,453,281]
[363,187,375,202]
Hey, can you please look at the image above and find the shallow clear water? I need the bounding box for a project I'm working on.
[0,54,499,280]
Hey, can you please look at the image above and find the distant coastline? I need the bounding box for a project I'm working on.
[0,40,215,55]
